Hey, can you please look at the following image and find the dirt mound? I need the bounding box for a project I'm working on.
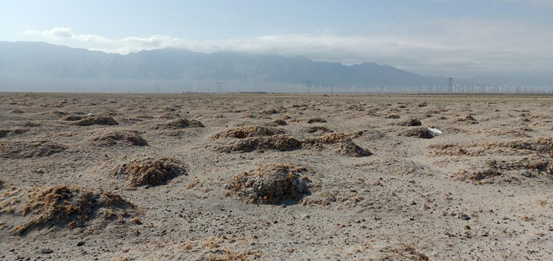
[89,130,148,147]
[0,179,4,190]
[67,116,119,126]
[302,133,371,157]
[154,119,205,130]
[400,119,422,126]
[455,167,502,183]
[61,115,86,121]
[211,126,284,139]
[385,114,400,119]
[0,186,135,235]
[217,135,302,153]
[402,127,433,139]
[0,140,66,159]
[226,163,313,204]
[109,156,187,187]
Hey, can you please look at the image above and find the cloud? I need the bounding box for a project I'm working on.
[23,19,553,77]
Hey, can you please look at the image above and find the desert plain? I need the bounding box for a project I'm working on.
[1,92,553,260]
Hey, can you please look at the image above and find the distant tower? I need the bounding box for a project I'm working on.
[216,82,222,93]
[448,77,453,93]
[155,83,160,93]
[306,81,312,93]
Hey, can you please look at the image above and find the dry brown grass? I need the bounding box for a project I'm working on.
[109,156,187,187]
[2,186,135,235]
[0,140,66,159]
[211,126,284,139]
[226,163,313,204]
[89,130,148,147]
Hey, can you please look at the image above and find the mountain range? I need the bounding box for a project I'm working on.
[3,41,541,93]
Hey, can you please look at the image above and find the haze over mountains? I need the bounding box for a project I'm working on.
[0,41,549,93]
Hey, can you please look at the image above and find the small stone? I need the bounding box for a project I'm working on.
[458,213,471,220]
[77,241,85,247]
[41,249,53,254]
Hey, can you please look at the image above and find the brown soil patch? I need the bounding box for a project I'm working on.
[400,119,422,126]
[0,186,135,235]
[226,163,313,204]
[0,140,66,159]
[109,156,187,187]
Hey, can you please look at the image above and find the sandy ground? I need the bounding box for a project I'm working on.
[1,92,553,261]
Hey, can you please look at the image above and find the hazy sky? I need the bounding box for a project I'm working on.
[2,0,553,78]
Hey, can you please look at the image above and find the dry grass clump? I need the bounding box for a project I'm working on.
[89,130,148,147]
[486,137,553,155]
[490,157,553,176]
[402,127,433,139]
[109,156,186,187]
[303,133,372,157]
[61,115,86,121]
[217,135,302,153]
[400,119,422,127]
[1,186,135,235]
[71,116,119,126]
[154,119,205,130]
[211,126,284,139]
[0,140,66,159]
[226,163,313,204]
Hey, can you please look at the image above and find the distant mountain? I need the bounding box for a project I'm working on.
[0,41,451,92]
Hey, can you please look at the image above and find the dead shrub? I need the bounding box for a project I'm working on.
[305,126,334,134]
[0,140,66,159]
[226,163,313,204]
[1,186,135,235]
[89,130,148,147]
[71,116,119,126]
[211,126,284,139]
[109,156,187,187]
[302,133,371,157]
[217,135,302,153]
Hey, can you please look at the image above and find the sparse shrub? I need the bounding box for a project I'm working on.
[109,156,186,187]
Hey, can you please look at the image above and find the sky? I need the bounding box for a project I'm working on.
[1,0,553,78]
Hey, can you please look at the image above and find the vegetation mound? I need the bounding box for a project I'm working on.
[226,163,312,204]
[216,135,302,153]
[90,130,148,147]
[154,119,205,130]
[211,126,284,139]
[109,156,186,187]
[0,186,135,235]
